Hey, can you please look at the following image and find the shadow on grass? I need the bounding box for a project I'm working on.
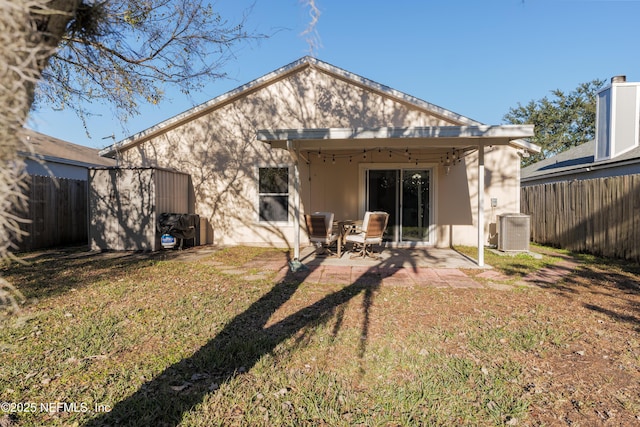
[583,303,640,332]
[84,249,416,426]
[526,250,640,330]
[1,246,197,301]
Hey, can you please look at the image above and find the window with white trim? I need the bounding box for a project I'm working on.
[258,167,289,222]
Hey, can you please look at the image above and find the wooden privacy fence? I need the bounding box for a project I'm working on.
[521,174,640,262]
[14,175,88,252]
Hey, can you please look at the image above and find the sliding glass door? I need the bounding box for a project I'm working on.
[366,168,432,244]
[367,170,398,241]
[401,170,430,242]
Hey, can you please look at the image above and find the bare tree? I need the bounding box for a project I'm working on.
[31,0,258,124]
[0,0,55,316]
[0,0,260,315]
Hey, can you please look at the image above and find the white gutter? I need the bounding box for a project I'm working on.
[257,125,535,143]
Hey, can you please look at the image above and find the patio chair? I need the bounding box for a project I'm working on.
[346,211,389,259]
[305,212,339,256]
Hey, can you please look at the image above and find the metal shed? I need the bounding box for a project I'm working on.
[88,167,196,251]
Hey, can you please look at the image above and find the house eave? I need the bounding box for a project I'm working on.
[100,56,487,158]
[257,125,537,151]
[100,59,313,158]
[510,138,541,153]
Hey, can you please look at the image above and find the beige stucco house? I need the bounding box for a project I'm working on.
[100,57,538,265]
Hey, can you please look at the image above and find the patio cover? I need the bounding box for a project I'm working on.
[258,125,537,266]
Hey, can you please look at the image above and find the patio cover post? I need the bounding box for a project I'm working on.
[477,143,485,267]
[287,140,301,260]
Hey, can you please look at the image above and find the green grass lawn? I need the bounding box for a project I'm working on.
[455,243,563,276]
[1,246,639,426]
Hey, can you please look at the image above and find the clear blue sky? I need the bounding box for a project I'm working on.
[27,0,640,149]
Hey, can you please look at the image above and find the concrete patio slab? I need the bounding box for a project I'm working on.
[272,263,486,289]
[62,244,579,292]
[405,267,441,280]
[380,269,415,287]
[433,268,469,278]
[350,266,381,277]
[298,245,481,269]
[299,268,324,285]
[320,266,352,285]
[351,274,384,286]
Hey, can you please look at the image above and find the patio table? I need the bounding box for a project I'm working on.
[335,219,362,257]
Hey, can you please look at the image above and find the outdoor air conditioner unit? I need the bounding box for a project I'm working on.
[497,213,530,252]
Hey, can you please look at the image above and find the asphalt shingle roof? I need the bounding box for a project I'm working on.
[521,139,640,182]
[21,129,116,167]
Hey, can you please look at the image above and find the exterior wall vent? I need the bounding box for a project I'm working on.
[497,213,530,252]
[595,78,640,161]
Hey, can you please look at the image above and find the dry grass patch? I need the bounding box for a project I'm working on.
[0,245,639,426]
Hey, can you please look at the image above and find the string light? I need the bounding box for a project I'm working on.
[303,147,471,166]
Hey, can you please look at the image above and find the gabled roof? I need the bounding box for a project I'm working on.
[521,139,640,183]
[21,129,116,168]
[100,56,485,158]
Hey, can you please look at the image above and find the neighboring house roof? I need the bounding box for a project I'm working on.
[521,139,640,185]
[101,56,491,158]
[21,129,116,168]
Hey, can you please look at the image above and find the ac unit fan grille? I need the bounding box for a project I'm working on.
[498,214,530,252]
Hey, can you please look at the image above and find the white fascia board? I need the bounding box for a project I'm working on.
[307,58,482,127]
[101,57,484,158]
[99,58,315,158]
[257,125,534,143]
[510,138,542,153]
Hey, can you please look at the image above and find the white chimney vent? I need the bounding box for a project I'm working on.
[595,76,640,161]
